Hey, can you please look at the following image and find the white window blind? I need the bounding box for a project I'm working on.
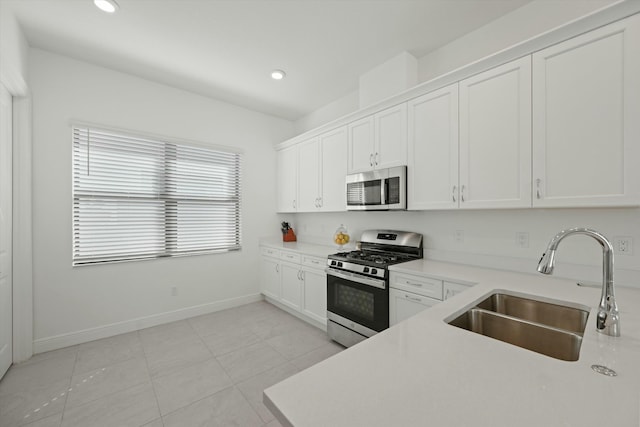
[72,126,241,266]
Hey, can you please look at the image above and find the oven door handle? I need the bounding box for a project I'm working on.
[325,268,386,290]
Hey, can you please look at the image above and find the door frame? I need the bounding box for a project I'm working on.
[1,73,33,363]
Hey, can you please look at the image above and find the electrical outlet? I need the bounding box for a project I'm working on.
[614,236,633,255]
[516,232,529,248]
[455,230,464,243]
[171,286,178,296]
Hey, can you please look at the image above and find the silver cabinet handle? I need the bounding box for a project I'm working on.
[369,153,373,166]
[292,199,297,209]
[314,197,318,208]
[452,185,457,202]
[405,281,423,288]
[374,152,379,166]
[461,185,466,202]
[405,294,422,302]
[318,197,322,207]
[275,264,279,273]
[536,178,542,199]
[300,271,304,281]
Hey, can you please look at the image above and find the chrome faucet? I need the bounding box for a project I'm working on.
[537,228,620,337]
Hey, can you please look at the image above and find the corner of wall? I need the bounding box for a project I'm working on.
[292,90,359,135]
[0,5,29,95]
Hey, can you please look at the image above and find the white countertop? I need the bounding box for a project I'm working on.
[259,237,339,258]
[264,259,640,426]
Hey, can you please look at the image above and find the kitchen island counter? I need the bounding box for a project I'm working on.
[264,259,640,426]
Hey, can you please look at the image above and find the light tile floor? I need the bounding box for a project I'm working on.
[0,301,344,427]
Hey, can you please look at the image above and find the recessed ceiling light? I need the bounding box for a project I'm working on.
[271,70,286,80]
[94,0,119,13]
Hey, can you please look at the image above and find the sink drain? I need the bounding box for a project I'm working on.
[591,364,617,377]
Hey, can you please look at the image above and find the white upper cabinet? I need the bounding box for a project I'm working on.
[348,104,407,173]
[532,15,640,207]
[459,56,532,209]
[276,145,298,213]
[295,127,348,213]
[407,84,459,210]
[348,115,375,173]
[319,126,348,211]
[375,103,407,170]
[297,138,321,212]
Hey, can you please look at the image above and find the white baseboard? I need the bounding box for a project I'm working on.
[33,293,264,354]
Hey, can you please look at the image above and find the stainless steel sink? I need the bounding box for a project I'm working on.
[448,292,590,361]
[476,293,589,334]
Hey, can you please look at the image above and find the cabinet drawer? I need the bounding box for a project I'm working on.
[302,255,326,269]
[281,251,301,263]
[389,288,440,326]
[261,247,280,258]
[390,273,443,300]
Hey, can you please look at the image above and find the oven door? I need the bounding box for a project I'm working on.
[326,268,389,334]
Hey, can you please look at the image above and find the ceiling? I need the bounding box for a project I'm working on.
[4,0,531,121]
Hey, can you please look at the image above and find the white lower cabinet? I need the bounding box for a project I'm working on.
[389,271,474,326]
[280,262,303,311]
[259,249,281,300]
[389,288,439,326]
[301,266,327,324]
[260,246,328,327]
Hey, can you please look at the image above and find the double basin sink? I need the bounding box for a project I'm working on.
[448,292,590,361]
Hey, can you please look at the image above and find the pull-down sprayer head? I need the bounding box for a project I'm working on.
[537,249,556,275]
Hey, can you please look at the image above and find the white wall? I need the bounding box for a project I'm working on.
[30,49,293,352]
[417,0,618,82]
[0,4,29,93]
[293,90,358,135]
[287,208,640,289]
[293,0,618,134]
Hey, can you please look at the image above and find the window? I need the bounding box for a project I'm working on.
[72,126,241,266]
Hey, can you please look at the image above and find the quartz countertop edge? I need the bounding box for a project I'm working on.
[263,258,640,427]
[259,237,340,258]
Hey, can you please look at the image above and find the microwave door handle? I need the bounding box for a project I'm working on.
[381,178,387,207]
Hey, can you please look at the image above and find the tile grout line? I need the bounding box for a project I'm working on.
[139,330,166,425]
[55,345,80,426]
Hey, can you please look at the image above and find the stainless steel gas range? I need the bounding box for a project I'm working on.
[325,230,423,347]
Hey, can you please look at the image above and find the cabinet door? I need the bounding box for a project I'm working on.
[408,85,459,210]
[348,115,375,173]
[302,267,327,325]
[375,103,407,170]
[389,288,439,326]
[459,57,532,209]
[297,138,320,212]
[260,256,281,300]
[319,126,348,211]
[276,146,298,212]
[280,262,302,311]
[532,15,640,207]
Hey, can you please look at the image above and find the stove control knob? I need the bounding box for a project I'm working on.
[337,262,343,268]
[363,267,370,273]
[371,268,378,275]
[330,260,337,266]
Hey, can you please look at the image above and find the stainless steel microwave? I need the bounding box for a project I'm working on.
[346,166,407,211]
